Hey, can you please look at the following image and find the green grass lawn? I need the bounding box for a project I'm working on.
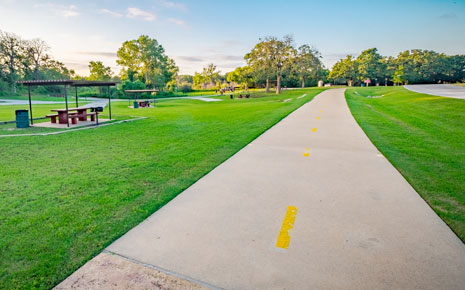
[0,88,323,289]
[0,102,95,126]
[0,93,85,102]
[346,86,465,242]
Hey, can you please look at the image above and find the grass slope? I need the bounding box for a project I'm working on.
[0,88,324,289]
[346,86,465,242]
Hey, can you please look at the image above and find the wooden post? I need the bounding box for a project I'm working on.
[65,84,69,127]
[108,86,112,120]
[28,86,33,125]
[75,86,78,107]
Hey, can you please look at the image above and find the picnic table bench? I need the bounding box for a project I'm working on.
[47,107,97,124]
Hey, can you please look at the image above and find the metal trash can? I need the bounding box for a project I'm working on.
[133,101,139,108]
[15,109,29,128]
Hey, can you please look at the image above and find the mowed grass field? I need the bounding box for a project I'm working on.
[346,86,465,242]
[0,88,324,289]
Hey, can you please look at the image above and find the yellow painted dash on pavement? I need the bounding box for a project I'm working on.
[304,152,309,157]
[312,128,317,132]
[316,116,320,120]
[276,206,298,249]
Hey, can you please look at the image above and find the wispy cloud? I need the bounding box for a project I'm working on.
[168,17,186,26]
[127,7,156,21]
[215,54,244,61]
[157,0,187,11]
[98,8,123,18]
[34,3,80,18]
[439,13,457,19]
[73,51,117,58]
[176,56,204,62]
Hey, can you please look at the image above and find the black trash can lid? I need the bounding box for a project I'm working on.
[15,109,28,114]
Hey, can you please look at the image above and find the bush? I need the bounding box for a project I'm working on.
[180,84,192,93]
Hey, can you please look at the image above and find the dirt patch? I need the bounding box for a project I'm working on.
[54,252,210,290]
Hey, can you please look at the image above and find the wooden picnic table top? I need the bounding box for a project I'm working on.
[50,107,90,112]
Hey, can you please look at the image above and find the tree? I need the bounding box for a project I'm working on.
[202,63,219,87]
[23,38,50,80]
[245,35,295,94]
[227,66,252,90]
[293,45,323,88]
[116,35,178,90]
[392,65,405,85]
[0,31,23,93]
[88,61,112,81]
[193,72,205,89]
[356,48,386,85]
[329,55,357,86]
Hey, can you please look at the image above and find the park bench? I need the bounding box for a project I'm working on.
[86,112,97,121]
[45,114,59,123]
[68,113,79,124]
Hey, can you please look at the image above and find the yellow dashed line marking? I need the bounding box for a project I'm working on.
[316,117,320,120]
[304,152,309,157]
[312,128,317,132]
[276,206,298,249]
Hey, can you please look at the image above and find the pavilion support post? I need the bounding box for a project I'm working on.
[75,86,78,107]
[107,86,112,120]
[65,84,69,127]
[28,86,33,125]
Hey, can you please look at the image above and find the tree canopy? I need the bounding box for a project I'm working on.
[116,35,178,90]
[0,30,76,94]
[88,61,112,81]
[330,48,465,86]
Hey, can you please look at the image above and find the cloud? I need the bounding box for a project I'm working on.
[176,56,205,62]
[98,8,123,18]
[168,17,186,26]
[215,54,244,61]
[127,7,156,21]
[157,0,187,11]
[64,62,89,70]
[439,13,457,19]
[34,3,80,18]
[73,51,117,58]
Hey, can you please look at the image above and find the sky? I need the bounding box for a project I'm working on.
[1,0,464,76]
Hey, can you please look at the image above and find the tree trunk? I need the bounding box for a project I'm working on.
[301,77,305,88]
[276,74,281,94]
[245,82,248,91]
[265,79,270,93]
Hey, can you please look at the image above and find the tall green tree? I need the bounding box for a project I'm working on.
[356,48,386,85]
[392,65,406,85]
[227,66,252,90]
[0,31,23,93]
[116,35,178,89]
[329,55,357,86]
[88,61,112,81]
[293,45,323,88]
[245,35,295,94]
[202,63,220,87]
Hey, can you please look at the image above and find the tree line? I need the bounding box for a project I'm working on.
[329,48,465,86]
[2,30,465,97]
[190,35,325,94]
[0,31,76,95]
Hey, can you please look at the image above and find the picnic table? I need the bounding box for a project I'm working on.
[48,107,96,124]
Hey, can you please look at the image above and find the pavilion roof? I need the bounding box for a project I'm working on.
[17,80,118,87]
[17,80,74,86]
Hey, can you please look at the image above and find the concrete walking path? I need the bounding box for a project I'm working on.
[405,84,465,99]
[57,88,465,290]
